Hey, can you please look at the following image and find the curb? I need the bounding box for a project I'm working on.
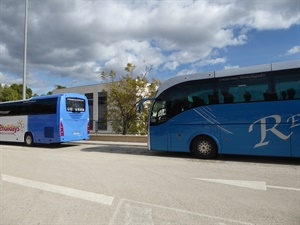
[89,134,147,143]
[77,140,147,147]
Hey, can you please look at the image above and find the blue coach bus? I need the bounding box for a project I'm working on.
[0,93,90,146]
[147,60,299,158]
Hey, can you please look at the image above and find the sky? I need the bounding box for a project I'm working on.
[0,0,299,95]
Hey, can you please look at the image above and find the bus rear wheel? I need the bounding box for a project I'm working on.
[191,136,217,159]
[24,133,34,146]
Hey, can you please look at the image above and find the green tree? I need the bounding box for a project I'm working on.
[0,84,32,102]
[0,84,3,100]
[47,85,66,95]
[101,63,160,135]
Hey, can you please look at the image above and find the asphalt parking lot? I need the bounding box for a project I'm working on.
[1,141,299,225]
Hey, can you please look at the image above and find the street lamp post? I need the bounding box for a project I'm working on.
[22,0,28,100]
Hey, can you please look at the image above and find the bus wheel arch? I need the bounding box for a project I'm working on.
[24,132,34,146]
[190,135,218,159]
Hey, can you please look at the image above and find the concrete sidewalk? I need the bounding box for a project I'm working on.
[76,140,147,147]
[89,134,147,143]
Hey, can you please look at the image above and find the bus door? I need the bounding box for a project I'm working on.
[169,125,187,152]
[149,102,169,151]
[149,124,169,151]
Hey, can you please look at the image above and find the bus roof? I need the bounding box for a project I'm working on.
[0,93,86,104]
[30,93,86,100]
[156,60,300,97]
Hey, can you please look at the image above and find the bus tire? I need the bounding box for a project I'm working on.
[24,133,34,146]
[191,136,217,159]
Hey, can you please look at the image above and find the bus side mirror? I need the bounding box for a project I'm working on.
[137,98,156,113]
[138,103,143,113]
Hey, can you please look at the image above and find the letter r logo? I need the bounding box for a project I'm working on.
[249,115,293,148]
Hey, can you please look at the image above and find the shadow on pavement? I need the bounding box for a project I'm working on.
[81,144,193,159]
[0,141,76,149]
[81,144,300,165]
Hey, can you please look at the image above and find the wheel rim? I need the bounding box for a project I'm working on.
[197,140,212,155]
[25,135,32,145]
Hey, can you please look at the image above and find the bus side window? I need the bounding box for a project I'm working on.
[208,92,219,104]
[263,91,278,101]
[191,96,205,108]
[244,91,251,102]
[221,91,234,103]
[287,88,296,99]
[171,99,187,117]
[274,71,300,100]
[281,88,297,100]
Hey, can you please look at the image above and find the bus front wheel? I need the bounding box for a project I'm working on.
[24,133,34,146]
[191,136,217,159]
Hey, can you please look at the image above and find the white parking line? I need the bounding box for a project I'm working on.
[124,202,154,225]
[267,185,300,192]
[2,174,114,206]
[193,178,267,190]
[193,178,300,192]
[108,199,253,225]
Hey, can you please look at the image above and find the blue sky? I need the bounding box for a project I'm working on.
[0,0,299,95]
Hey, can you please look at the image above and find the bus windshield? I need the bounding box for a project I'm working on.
[150,99,167,124]
[66,98,86,112]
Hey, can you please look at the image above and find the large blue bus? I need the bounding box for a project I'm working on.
[147,60,300,158]
[0,93,90,146]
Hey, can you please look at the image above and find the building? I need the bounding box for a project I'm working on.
[53,83,113,133]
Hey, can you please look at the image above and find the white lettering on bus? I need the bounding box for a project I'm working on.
[248,114,300,148]
[0,124,20,134]
[287,114,300,128]
[0,120,24,135]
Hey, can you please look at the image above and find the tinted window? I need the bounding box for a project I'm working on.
[0,98,57,116]
[150,79,214,125]
[274,69,300,100]
[218,73,269,103]
[66,98,86,112]
[150,68,300,125]
[29,98,57,114]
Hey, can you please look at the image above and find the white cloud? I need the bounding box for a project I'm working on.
[163,61,180,71]
[234,0,300,30]
[0,43,8,55]
[0,72,7,85]
[285,46,300,56]
[0,72,22,87]
[0,0,299,94]
[196,58,228,68]
[224,65,240,70]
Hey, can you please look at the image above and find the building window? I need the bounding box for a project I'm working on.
[97,92,107,130]
[85,93,94,130]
